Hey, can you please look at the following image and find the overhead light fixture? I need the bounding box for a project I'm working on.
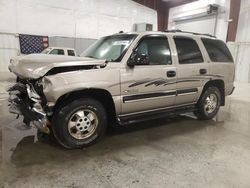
[173,4,219,22]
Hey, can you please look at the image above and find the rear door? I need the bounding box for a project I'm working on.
[171,36,210,105]
[120,35,177,114]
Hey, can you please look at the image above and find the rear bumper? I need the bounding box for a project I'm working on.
[225,82,235,96]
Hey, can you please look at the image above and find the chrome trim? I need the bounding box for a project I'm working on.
[33,107,46,116]
[26,84,41,102]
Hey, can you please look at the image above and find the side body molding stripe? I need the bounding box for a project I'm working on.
[123,91,176,103]
[122,88,198,103]
[177,88,198,95]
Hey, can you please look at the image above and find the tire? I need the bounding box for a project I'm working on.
[52,98,107,149]
[194,86,221,120]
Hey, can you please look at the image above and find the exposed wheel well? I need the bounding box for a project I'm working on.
[201,80,225,106]
[53,89,117,125]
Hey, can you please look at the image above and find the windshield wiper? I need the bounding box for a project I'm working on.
[85,55,96,59]
[103,59,115,67]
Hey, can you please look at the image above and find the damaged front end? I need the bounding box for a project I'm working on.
[8,80,51,134]
[8,54,107,134]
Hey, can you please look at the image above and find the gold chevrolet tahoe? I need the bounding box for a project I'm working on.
[8,30,235,149]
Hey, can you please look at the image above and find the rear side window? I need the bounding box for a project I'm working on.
[174,37,204,64]
[67,50,75,56]
[50,49,64,55]
[201,38,233,62]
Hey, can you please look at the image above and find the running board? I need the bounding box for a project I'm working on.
[117,104,196,125]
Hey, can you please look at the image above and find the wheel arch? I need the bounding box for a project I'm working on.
[201,79,225,106]
[53,88,118,125]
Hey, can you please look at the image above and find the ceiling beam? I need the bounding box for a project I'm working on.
[227,0,241,42]
[163,0,197,8]
[132,0,197,31]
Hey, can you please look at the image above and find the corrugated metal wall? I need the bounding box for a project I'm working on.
[0,0,157,39]
[0,34,96,79]
[232,43,250,83]
[49,37,96,55]
[234,0,250,83]
[0,33,19,79]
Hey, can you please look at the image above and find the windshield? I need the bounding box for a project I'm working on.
[81,34,137,61]
[41,48,51,54]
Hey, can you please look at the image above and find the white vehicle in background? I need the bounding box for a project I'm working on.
[42,47,77,56]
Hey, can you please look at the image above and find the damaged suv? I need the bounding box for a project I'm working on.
[8,31,235,149]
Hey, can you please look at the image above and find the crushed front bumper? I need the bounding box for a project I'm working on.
[8,82,50,133]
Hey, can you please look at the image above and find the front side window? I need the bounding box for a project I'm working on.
[201,38,233,62]
[81,34,137,62]
[50,49,64,55]
[135,36,172,65]
[41,48,51,54]
[174,37,203,64]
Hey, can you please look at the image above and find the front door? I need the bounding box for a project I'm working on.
[120,35,177,115]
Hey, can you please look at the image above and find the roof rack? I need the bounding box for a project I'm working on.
[164,29,216,38]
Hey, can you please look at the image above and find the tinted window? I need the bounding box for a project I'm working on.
[202,38,233,62]
[174,37,203,64]
[68,50,75,56]
[50,49,64,55]
[136,37,172,65]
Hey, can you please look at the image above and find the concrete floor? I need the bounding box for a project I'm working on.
[1,82,250,188]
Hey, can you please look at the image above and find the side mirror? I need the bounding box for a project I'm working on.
[127,51,149,67]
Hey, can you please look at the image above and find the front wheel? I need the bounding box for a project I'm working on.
[194,86,221,120]
[52,98,107,149]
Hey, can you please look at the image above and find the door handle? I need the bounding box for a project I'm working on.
[167,70,176,77]
[200,69,207,75]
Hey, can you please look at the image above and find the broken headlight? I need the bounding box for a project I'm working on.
[26,84,41,102]
[37,77,52,90]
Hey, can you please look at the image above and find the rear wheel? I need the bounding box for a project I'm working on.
[194,86,221,120]
[52,98,107,149]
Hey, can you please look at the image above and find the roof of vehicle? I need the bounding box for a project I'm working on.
[46,47,76,51]
[113,30,217,40]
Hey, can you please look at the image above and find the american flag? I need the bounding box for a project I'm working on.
[19,34,49,54]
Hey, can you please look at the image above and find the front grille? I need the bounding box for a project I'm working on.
[8,82,27,95]
[8,82,43,122]
[8,81,48,130]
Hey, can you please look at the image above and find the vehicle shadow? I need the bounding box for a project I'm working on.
[8,114,217,168]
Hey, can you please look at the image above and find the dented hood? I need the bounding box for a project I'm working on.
[9,54,106,79]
